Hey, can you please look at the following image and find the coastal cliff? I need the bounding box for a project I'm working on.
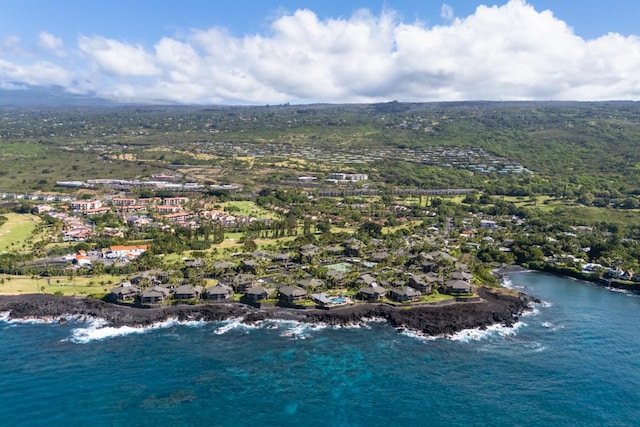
[0,287,535,336]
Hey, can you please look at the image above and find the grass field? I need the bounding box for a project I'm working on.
[0,213,40,252]
[219,201,278,219]
[0,274,128,296]
[0,274,220,296]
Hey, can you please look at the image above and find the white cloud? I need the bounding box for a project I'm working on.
[0,59,73,87]
[2,0,640,103]
[1,35,25,56]
[441,4,455,21]
[78,36,160,77]
[38,31,63,50]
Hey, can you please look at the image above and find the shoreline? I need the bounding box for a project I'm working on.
[493,263,640,294]
[0,287,536,337]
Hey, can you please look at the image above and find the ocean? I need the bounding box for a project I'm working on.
[1,272,639,426]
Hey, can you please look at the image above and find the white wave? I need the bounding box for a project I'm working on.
[212,317,248,335]
[2,315,60,325]
[362,316,387,323]
[0,311,102,325]
[606,287,629,294]
[501,275,531,290]
[67,317,203,344]
[398,321,526,344]
[399,328,437,342]
[332,321,368,330]
[501,277,515,289]
[541,321,563,331]
[522,299,551,318]
[280,321,329,339]
[447,321,525,343]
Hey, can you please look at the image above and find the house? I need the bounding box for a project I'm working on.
[69,200,103,212]
[240,259,259,273]
[140,286,171,304]
[212,261,236,273]
[480,219,497,228]
[34,204,53,214]
[131,269,167,286]
[233,274,256,292]
[422,251,457,264]
[110,283,140,301]
[357,283,387,301]
[370,251,390,263]
[299,244,320,260]
[173,285,203,300]
[389,287,422,302]
[356,273,377,287]
[111,198,137,206]
[421,260,437,273]
[311,292,332,307]
[344,238,365,257]
[445,280,473,294]
[104,245,148,259]
[205,283,233,301]
[278,286,307,302]
[156,205,182,214]
[326,270,346,287]
[450,271,473,282]
[245,286,270,302]
[297,278,324,290]
[162,197,189,206]
[460,229,474,238]
[272,253,292,264]
[407,274,432,293]
[74,252,92,267]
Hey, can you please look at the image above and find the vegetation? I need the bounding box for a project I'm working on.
[1,101,640,300]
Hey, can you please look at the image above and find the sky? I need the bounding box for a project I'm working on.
[1,0,639,104]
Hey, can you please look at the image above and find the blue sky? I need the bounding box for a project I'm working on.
[1,0,639,104]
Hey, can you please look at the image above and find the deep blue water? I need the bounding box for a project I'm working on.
[1,272,640,426]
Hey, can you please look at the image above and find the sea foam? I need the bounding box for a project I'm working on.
[67,317,204,344]
[446,321,526,343]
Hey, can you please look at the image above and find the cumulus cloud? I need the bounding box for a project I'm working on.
[78,36,160,77]
[0,59,73,87]
[1,0,640,103]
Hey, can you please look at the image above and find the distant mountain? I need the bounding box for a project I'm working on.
[0,84,117,107]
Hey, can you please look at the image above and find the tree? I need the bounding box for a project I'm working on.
[358,221,382,238]
[316,221,331,234]
[243,239,258,253]
[92,261,105,276]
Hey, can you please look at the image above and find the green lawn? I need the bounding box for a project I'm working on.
[0,213,40,252]
[0,274,128,296]
[219,201,278,219]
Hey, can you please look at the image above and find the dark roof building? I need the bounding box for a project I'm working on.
[245,286,270,301]
[390,286,422,302]
[358,283,387,301]
[278,285,307,302]
[174,285,203,300]
[205,283,233,301]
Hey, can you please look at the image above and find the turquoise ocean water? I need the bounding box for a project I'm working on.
[1,272,640,426]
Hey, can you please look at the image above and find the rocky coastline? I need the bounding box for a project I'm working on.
[494,263,640,295]
[0,287,537,336]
